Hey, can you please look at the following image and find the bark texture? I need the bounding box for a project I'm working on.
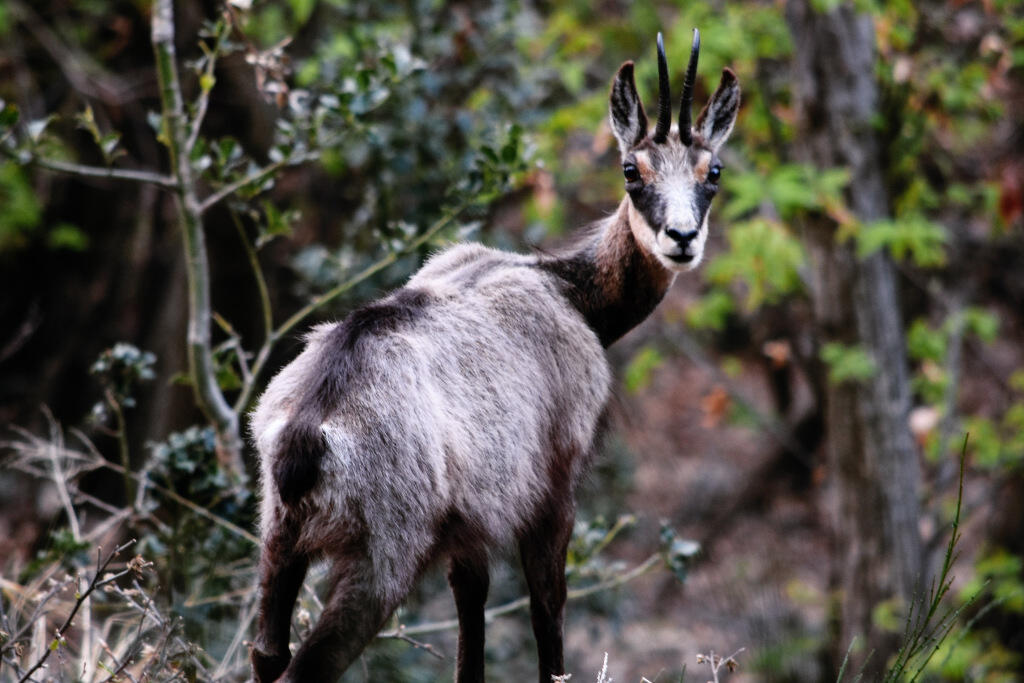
[785,1,924,676]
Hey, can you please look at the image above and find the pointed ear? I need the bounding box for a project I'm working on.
[695,68,740,151]
[609,62,649,156]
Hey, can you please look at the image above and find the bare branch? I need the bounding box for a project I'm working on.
[16,541,138,683]
[388,628,445,659]
[7,0,141,105]
[197,156,305,215]
[151,0,242,472]
[379,552,661,639]
[5,150,178,189]
[234,200,469,414]
[229,206,273,345]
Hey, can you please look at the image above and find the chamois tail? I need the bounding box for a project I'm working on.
[272,416,327,506]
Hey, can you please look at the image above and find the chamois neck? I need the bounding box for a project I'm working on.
[539,198,675,347]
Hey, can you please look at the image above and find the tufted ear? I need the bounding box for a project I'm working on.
[609,62,649,156]
[695,68,740,152]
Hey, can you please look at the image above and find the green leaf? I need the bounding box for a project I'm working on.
[705,218,805,310]
[0,100,18,128]
[27,115,55,143]
[685,289,734,331]
[821,342,877,385]
[855,215,947,267]
[47,223,89,251]
[871,596,906,634]
[623,346,663,394]
[501,141,518,164]
[1009,370,1024,394]
[257,201,299,248]
[721,170,767,220]
[907,319,945,362]
[960,307,999,344]
[76,105,100,139]
[288,0,316,25]
[0,161,42,251]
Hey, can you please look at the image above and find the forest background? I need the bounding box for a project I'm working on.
[1,0,1023,680]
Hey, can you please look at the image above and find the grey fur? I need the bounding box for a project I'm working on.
[250,36,740,683]
[252,246,608,592]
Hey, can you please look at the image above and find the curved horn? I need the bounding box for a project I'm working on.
[653,32,672,143]
[678,28,700,146]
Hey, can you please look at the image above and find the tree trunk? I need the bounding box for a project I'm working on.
[785,1,923,676]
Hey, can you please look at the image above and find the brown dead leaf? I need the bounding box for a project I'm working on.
[701,385,731,429]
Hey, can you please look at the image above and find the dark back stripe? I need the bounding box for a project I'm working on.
[272,287,432,504]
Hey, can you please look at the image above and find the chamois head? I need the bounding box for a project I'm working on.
[610,30,740,271]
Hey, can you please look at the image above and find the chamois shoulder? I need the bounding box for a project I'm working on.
[408,243,536,292]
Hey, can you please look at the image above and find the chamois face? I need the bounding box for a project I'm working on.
[609,33,740,272]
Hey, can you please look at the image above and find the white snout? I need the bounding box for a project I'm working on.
[655,224,707,272]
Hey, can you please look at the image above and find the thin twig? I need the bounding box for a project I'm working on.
[42,415,97,681]
[234,200,469,414]
[16,540,138,683]
[7,0,137,105]
[394,630,446,659]
[212,580,260,678]
[379,552,661,639]
[103,458,260,545]
[197,157,302,215]
[105,388,135,506]
[17,153,177,189]
[184,22,229,155]
[229,207,274,345]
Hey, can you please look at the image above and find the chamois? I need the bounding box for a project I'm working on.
[250,30,739,683]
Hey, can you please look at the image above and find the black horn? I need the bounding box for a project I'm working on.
[653,32,672,143]
[678,28,700,146]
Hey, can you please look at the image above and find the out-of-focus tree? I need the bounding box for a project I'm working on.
[785,1,922,675]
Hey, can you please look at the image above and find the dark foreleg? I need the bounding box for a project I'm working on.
[252,519,309,683]
[448,553,490,683]
[519,500,575,683]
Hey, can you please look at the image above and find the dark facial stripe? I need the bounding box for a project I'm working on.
[691,184,716,231]
[629,184,667,234]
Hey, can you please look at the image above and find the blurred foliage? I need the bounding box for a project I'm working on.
[145,425,255,641]
[623,345,665,394]
[705,217,805,311]
[659,521,701,584]
[0,160,41,250]
[89,342,157,410]
[821,342,878,385]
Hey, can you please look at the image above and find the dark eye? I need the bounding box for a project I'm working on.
[708,164,722,184]
[623,163,641,184]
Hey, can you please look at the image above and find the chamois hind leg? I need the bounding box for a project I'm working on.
[448,552,489,683]
[279,555,400,682]
[519,499,575,683]
[252,518,309,683]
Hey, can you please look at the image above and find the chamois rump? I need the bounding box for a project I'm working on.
[250,30,740,683]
